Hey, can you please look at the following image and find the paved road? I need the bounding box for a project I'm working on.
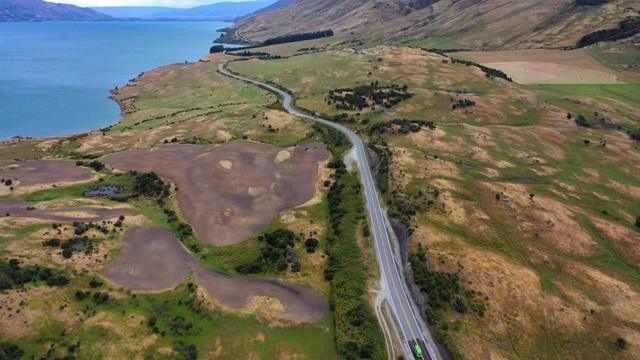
[219,63,439,360]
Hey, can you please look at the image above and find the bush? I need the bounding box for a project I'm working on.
[235,263,262,274]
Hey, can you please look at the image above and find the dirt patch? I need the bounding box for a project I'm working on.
[0,160,94,196]
[104,141,330,246]
[102,227,329,323]
[0,160,93,186]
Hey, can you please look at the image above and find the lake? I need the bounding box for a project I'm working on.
[0,21,236,140]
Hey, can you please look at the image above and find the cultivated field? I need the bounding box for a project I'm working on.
[454,49,625,84]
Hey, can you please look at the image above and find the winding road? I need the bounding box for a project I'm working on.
[219,63,440,360]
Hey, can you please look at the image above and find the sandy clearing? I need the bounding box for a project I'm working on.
[102,227,329,323]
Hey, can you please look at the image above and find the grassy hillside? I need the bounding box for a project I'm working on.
[229,0,639,49]
[228,45,640,358]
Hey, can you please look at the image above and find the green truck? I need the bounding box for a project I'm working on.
[414,343,423,358]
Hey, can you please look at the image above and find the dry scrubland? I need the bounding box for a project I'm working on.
[229,45,640,359]
[1,36,639,359]
[0,53,340,359]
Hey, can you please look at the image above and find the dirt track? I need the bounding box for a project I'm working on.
[0,160,93,186]
[0,200,134,222]
[103,141,330,245]
[103,227,329,322]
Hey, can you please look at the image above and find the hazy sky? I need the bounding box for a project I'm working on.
[57,0,255,8]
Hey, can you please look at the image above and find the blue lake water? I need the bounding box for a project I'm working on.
[0,21,235,140]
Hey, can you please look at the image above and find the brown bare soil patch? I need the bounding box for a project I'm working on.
[102,227,329,322]
[104,140,329,246]
[0,160,93,186]
[0,160,94,195]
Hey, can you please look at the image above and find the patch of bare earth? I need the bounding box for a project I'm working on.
[104,141,330,246]
[102,227,329,322]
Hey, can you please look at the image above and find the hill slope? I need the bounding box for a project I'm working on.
[236,0,300,21]
[150,0,277,20]
[0,0,113,22]
[229,0,638,49]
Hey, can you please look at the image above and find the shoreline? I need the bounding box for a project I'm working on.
[0,59,205,146]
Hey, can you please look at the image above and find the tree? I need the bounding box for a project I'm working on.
[452,294,467,313]
[615,337,627,350]
[635,216,640,228]
[185,344,198,360]
[276,258,288,272]
[62,248,73,259]
[4,179,12,186]
[209,45,225,53]
[291,260,301,273]
[583,139,591,146]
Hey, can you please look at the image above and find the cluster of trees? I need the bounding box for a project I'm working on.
[0,342,24,360]
[451,98,476,110]
[450,58,513,82]
[209,45,225,53]
[368,143,424,230]
[409,244,486,325]
[263,29,333,46]
[0,259,69,290]
[75,290,110,305]
[235,229,304,274]
[323,156,386,359]
[575,114,591,128]
[573,113,640,142]
[326,82,413,110]
[75,159,105,171]
[312,124,349,150]
[227,50,282,60]
[132,171,170,198]
[577,17,640,48]
[367,118,436,136]
[575,0,611,4]
[1,178,13,186]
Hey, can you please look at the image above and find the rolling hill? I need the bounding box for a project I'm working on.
[0,0,113,22]
[228,0,639,49]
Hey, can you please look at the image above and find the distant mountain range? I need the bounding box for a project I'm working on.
[0,0,113,22]
[94,0,278,21]
[0,0,281,22]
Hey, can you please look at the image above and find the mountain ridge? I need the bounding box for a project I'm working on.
[229,0,639,49]
[0,0,113,22]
